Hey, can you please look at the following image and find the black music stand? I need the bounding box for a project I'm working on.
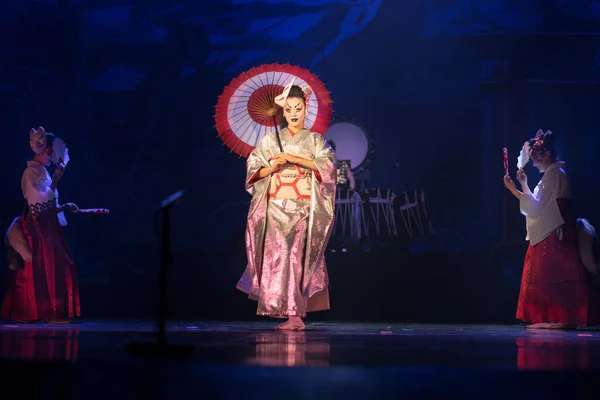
[127,190,195,357]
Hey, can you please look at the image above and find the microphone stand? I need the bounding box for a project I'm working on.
[127,190,194,357]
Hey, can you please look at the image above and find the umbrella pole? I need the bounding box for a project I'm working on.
[273,115,284,152]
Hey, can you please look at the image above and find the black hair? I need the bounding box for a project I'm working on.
[279,85,306,130]
[328,139,336,151]
[529,131,557,161]
[47,133,56,148]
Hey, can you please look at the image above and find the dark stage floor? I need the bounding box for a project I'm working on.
[1,320,600,398]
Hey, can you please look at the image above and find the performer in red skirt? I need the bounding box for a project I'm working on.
[504,130,598,329]
[1,127,80,323]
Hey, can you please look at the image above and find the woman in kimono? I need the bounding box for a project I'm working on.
[1,126,80,323]
[503,130,598,329]
[236,82,336,331]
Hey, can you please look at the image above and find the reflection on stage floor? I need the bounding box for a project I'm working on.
[1,321,599,398]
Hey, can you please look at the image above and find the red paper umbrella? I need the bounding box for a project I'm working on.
[214,63,333,158]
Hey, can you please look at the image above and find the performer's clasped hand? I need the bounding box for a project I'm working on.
[268,156,287,173]
[277,152,301,164]
[268,152,307,175]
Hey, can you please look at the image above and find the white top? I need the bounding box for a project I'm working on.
[20,160,67,225]
[21,160,56,205]
[520,162,570,246]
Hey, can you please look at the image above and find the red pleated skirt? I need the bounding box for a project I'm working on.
[1,207,80,322]
[516,199,599,326]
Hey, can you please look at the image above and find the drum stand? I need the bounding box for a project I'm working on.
[398,189,425,238]
[334,190,362,242]
[363,188,398,237]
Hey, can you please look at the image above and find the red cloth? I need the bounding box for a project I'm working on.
[1,207,80,321]
[517,199,599,326]
[0,328,79,360]
[516,337,589,370]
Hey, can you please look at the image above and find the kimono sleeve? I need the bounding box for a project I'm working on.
[520,169,558,218]
[245,133,275,196]
[312,134,337,199]
[22,163,53,203]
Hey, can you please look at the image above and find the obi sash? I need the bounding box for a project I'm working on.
[268,164,312,200]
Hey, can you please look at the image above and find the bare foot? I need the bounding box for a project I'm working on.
[527,323,553,329]
[46,319,72,324]
[547,323,576,330]
[275,316,305,331]
[527,322,576,330]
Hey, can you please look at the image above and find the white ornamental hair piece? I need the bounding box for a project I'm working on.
[274,77,313,107]
[516,129,551,170]
[274,77,296,107]
[29,126,47,153]
[302,85,313,105]
[535,129,545,139]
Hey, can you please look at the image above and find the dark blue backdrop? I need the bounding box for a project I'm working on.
[1,0,599,321]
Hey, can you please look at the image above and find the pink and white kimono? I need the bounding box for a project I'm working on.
[237,127,336,318]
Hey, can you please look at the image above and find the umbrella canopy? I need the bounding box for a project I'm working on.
[214,63,333,158]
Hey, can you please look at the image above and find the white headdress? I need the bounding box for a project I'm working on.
[274,77,313,108]
[28,125,70,167]
[274,78,295,107]
[516,129,552,170]
[29,126,47,153]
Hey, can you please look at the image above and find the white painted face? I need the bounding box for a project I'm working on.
[283,97,306,131]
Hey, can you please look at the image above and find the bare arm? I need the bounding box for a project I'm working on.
[253,157,286,181]
[517,169,532,195]
[503,175,522,200]
[257,165,276,179]
[292,157,317,171]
